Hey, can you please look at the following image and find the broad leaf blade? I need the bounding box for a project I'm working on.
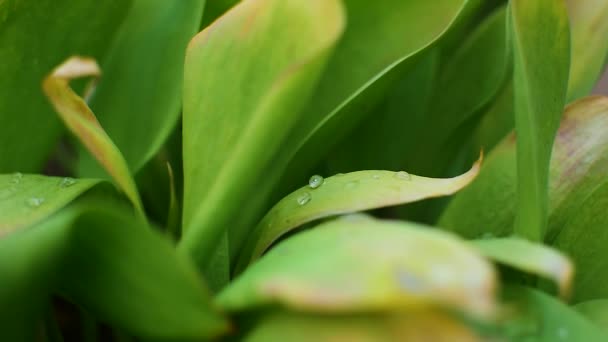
[0,174,99,238]
[0,0,131,173]
[237,157,481,270]
[566,0,608,101]
[278,0,469,195]
[441,97,608,243]
[220,216,496,318]
[471,237,573,298]
[553,180,608,302]
[245,310,481,342]
[0,205,228,340]
[574,300,608,331]
[42,57,143,214]
[510,0,570,241]
[80,0,206,177]
[180,0,345,272]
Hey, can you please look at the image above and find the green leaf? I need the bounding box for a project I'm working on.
[79,0,206,177]
[236,157,481,272]
[574,300,608,331]
[440,96,608,242]
[278,0,469,194]
[220,216,496,318]
[244,310,481,342]
[566,0,608,101]
[180,0,345,272]
[0,173,99,238]
[500,286,607,341]
[0,204,228,340]
[0,0,132,173]
[553,180,608,302]
[509,0,570,241]
[471,237,573,298]
[42,57,144,216]
[406,5,510,177]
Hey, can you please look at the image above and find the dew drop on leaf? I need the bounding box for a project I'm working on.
[395,171,412,181]
[10,172,23,185]
[296,192,311,206]
[344,180,359,190]
[59,177,77,188]
[308,175,324,189]
[372,174,380,180]
[25,197,44,208]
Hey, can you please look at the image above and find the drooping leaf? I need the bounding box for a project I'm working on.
[179,0,345,273]
[79,0,206,177]
[244,310,481,342]
[440,96,608,242]
[0,204,228,340]
[0,0,132,173]
[0,174,99,238]
[471,237,573,298]
[236,156,481,271]
[566,0,608,101]
[499,286,607,341]
[574,300,608,331]
[220,216,496,318]
[509,0,570,241]
[42,57,143,216]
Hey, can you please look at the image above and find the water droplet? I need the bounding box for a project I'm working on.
[480,232,495,239]
[372,174,380,180]
[395,270,426,293]
[10,172,23,184]
[26,197,44,208]
[557,327,569,339]
[395,171,412,181]
[308,175,324,189]
[335,173,345,177]
[59,177,76,188]
[344,180,359,190]
[296,192,311,206]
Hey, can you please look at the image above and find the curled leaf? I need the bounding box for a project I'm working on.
[471,237,573,298]
[221,216,496,318]
[236,155,482,270]
[42,57,143,215]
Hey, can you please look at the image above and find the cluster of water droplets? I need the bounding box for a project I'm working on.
[296,175,326,206]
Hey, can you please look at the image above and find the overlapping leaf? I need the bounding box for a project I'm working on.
[236,157,481,270]
[180,0,346,274]
[244,310,481,342]
[221,216,496,318]
[575,300,608,331]
[509,0,570,241]
[0,174,99,238]
[0,205,227,340]
[79,0,206,177]
[471,237,573,298]
[42,57,143,215]
[0,0,131,173]
[440,96,608,242]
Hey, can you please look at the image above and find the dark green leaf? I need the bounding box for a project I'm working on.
[79,0,206,177]
[574,300,608,331]
[0,204,228,340]
[0,0,132,173]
